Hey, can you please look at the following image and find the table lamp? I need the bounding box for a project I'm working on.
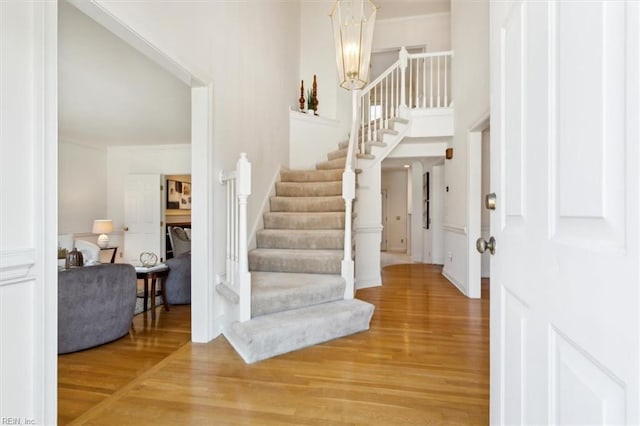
[92,219,113,248]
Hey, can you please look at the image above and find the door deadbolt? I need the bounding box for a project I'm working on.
[476,236,496,255]
[485,193,497,210]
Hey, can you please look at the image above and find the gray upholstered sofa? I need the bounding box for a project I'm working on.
[58,264,136,354]
[165,253,191,304]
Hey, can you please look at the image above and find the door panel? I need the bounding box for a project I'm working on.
[123,174,163,263]
[503,2,525,219]
[551,1,627,249]
[490,1,639,424]
[550,329,626,425]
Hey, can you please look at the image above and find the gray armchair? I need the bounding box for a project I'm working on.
[168,226,191,258]
[165,253,191,304]
[58,264,136,354]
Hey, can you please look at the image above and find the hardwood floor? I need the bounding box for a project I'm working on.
[58,264,489,425]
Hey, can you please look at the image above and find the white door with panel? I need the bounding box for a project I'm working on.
[123,174,165,264]
[490,1,639,424]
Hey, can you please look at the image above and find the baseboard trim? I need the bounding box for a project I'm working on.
[355,277,381,290]
[441,269,467,297]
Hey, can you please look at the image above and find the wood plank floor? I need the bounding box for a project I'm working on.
[58,264,489,425]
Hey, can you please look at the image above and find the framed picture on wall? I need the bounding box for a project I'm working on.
[167,180,191,210]
[179,183,191,210]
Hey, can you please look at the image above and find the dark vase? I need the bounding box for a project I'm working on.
[66,248,84,268]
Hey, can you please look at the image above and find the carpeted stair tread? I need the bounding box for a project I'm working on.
[249,249,342,274]
[275,181,342,197]
[257,229,344,249]
[263,212,346,230]
[316,157,346,170]
[270,196,345,213]
[251,272,345,317]
[280,168,343,183]
[228,299,375,363]
[327,148,348,160]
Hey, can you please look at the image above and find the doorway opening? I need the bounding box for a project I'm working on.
[467,114,490,298]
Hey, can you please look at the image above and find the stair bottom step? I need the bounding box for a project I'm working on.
[226,299,374,364]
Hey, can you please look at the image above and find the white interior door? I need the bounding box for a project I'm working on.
[490,1,639,424]
[123,174,163,264]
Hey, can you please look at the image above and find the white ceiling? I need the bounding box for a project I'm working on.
[58,1,191,147]
[56,0,447,147]
[375,0,450,20]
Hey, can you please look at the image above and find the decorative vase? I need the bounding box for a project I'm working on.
[66,248,84,268]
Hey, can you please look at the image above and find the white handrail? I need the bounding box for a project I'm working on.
[219,153,252,321]
[361,59,400,97]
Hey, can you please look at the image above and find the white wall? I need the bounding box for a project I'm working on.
[0,1,57,422]
[59,0,191,147]
[106,144,191,256]
[442,0,489,295]
[410,161,423,261]
[381,170,408,252]
[94,0,301,309]
[289,110,340,169]
[355,164,382,288]
[299,1,351,140]
[58,140,108,234]
[373,13,451,53]
[431,164,445,264]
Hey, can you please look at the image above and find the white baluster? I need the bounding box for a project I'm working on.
[422,58,427,108]
[444,55,449,107]
[409,57,413,108]
[385,74,389,128]
[399,47,408,108]
[367,88,377,141]
[236,153,251,321]
[430,57,434,108]
[437,55,441,107]
[358,93,371,149]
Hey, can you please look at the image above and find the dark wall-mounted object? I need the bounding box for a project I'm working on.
[445,148,453,160]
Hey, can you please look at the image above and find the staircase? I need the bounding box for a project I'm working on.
[220,48,453,363]
[223,149,374,364]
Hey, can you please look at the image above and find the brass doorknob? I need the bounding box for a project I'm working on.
[124,227,129,232]
[476,236,496,255]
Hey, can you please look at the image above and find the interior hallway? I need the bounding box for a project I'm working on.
[58,264,489,424]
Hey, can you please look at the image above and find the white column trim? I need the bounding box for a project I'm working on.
[0,249,37,286]
[442,223,467,235]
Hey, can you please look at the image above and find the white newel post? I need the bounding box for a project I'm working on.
[342,89,359,299]
[342,168,355,299]
[236,153,252,321]
[399,46,408,108]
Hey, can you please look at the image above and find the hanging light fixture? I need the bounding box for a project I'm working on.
[330,0,378,90]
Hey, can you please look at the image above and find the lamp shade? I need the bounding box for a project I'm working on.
[330,0,377,90]
[92,220,113,234]
[92,219,113,248]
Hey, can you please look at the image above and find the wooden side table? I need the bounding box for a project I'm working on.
[134,264,170,320]
[100,246,118,263]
